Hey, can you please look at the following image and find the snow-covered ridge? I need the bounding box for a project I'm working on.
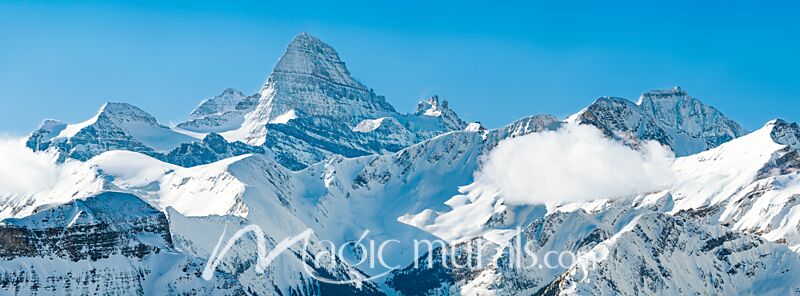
[25,33,472,171]
[178,88,259,134]
[670,120,784,209]
[26,101,266,168]
[12,114,800,295]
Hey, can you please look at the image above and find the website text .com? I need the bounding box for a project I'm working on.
[201,225,589,284]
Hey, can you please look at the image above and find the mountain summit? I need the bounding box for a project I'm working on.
[28,32,468,170]
[224,32,398,146]
[571,86,745,156]
[273,32,366,89]
[638,86,745,146]
[27,102,197,160]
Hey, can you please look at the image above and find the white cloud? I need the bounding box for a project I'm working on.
[0,135,61,196]
[478,123,675,205]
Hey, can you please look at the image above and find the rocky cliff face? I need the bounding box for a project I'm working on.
[0,191,171,261]
[538,212,800,295]
[638,87,745,148]
[164,132,265,167]
[0,192,244,295]
[222,32,398,146]
[572,87,745,156]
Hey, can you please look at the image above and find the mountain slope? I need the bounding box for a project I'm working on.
[25,102,269,168]
[0,155,386,295]
[669,119,800,247]
[0,192,244,295]
[11,115,800,296]
[538,212,800,296]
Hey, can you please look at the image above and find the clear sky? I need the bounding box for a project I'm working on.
[1,0,798,135]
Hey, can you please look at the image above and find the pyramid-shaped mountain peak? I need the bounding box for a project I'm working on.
[271,32,363,89]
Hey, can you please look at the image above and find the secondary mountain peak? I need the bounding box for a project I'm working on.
[178,88,258,133]
[636,87,746,143]
[573,87,745,156]
[638,86,687,102]
[99,102,160,125]
[26,101,198,160]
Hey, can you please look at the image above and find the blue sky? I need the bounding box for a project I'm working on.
[1,0,798,135]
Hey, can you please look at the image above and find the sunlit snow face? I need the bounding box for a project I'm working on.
[478,123,676,205]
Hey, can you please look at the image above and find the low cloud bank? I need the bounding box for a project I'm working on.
[478,124,675,205]
[0,136,60,196]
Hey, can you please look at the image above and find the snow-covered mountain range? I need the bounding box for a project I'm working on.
[4,32,800,295]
